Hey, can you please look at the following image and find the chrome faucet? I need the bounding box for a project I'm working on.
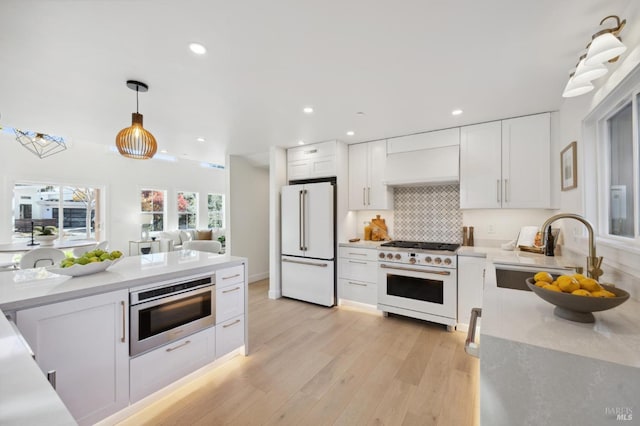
[541,213,603,281]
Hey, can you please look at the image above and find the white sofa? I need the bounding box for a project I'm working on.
[158,229,224,253]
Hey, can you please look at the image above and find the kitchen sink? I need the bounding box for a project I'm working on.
[494,264,568,291]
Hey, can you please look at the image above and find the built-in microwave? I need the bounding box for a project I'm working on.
[129,274,215,357]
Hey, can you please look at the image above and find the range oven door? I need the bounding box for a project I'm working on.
[130,285,215,357]
[378,262,457,320]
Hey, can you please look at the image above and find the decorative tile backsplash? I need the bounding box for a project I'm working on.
[393,185,463,243]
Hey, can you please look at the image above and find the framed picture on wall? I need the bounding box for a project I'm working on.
[561,141,577,191]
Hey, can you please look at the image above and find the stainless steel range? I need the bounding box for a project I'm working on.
[377,240,459,330]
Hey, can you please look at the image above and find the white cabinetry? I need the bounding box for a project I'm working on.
[457,256,485,330]
[17,290,129,426]
[384,128,460,185]
[349,140,392,210]
[460,113,551,209]
[337,246,378,306]
[287,140,337,180]
[216,265,246,358]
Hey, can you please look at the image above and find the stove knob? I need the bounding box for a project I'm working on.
[409,257,417,264]
[394,253,401,260]
[387,253,393,260]
[434,257,442,264]
[425,256,432,263]
[444,258,452,265]
[379,252,386,259]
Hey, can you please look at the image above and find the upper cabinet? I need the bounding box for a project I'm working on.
[460,113,551,209]
[349,140,393,210]
[287,140,337,180]
[384,128,460,186]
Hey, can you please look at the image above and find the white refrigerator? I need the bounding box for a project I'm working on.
[281,181,335,306]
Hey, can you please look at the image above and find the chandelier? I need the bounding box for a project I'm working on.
[15,129,67,158]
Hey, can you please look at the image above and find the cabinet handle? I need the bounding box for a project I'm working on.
[222,286,241,294]
[348,252,367,256]
[120,301,126,343]
[347,281,367,287]
[496,179,501,203]
[504,179,509,203]
[223,319,241,328]
[367,187,371,206]
[47,370,57,389]
[166,340,191,352]
[464,308,482,358]
[362,187,366,206]
[348,260,367,265]
[222,273,241,280]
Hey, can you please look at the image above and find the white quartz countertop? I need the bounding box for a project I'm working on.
[338,240,384,249]
[0,251,246,312]
[481,255,640,368]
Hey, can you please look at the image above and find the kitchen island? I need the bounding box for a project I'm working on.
[459,247,640,425]
[0,251,248,426]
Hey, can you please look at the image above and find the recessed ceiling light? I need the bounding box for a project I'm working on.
[298,140,305,145]
[160,149,168,154]
[303,107,314,114]
[346,131,355,136]
[196,137,205,142]
[189,43,207,55]
[451,109,463,116]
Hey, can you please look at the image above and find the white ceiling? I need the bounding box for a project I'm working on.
[0,0,630,167]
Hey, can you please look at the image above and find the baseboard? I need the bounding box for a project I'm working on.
[248,271,269,283]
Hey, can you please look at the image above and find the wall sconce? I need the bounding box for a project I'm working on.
[562,15,627,98]
[14,129,68,158]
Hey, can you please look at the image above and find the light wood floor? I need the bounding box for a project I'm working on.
[119,280,479,426]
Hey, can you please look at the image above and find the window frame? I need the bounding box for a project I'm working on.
[140,188,166,232]
[207,193,225,229]
[176,190,198,230]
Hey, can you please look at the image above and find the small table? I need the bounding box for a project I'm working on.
[129,239,160,256]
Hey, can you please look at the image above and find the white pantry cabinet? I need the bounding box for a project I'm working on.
[348,140,393,210]
[457,256,486,330]
[287,140,337,180]
[460,113,551,209]
[337,246,378,306]
[17,290,129,426]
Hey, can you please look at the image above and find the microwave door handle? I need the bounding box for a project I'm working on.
[465,308,482,358]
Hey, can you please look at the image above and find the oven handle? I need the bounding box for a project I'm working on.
[465,308,482,358]
[380,264,451,276]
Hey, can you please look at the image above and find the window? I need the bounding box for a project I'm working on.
[12,183,101,242]
[597,87,640,243]
[177,191,197,229]
[208,194,224,228]
[141,189,165,232]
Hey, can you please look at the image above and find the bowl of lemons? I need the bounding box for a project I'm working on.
[49,250,124,277]
[526,272,629,323]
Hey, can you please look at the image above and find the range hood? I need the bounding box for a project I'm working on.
[383,144,460,187]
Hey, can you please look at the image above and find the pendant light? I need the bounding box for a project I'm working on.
[572,54,608,85]
[562,76,594,98]
[584,16,627,66]
[115,80,157,160]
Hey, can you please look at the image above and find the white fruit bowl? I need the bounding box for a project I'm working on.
[49,258,122,277]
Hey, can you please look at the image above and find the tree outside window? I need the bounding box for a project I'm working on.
[141,189,165,232]
[178,191,198,229]
[208,194,224,228]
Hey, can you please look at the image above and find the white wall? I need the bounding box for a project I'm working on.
[0,135,226,253]
[229,155,269,283]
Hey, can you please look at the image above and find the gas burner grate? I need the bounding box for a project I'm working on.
[380,240,460,252]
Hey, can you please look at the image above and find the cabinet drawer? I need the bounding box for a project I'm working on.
[288,140,336,161]
[216,283,245,324]
[338,278,377,305]
[130,327,215,403]
[338,246,379,261]
[216,315,245,358]
[338,257,377,283]
[217,265,244,288]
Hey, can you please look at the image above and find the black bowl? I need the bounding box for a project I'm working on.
[525,277,630,323]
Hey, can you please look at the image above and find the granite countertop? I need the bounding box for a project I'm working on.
[0,251,246,312]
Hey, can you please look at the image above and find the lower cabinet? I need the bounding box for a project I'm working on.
[130,327,215,403]
[17,290,129,426]
[216,315,245,358]
[337,246,378,306]
[457,256,486,329]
